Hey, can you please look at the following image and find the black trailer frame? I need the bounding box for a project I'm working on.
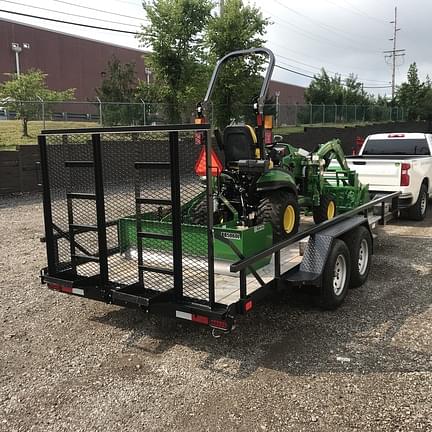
[38,124,400,332]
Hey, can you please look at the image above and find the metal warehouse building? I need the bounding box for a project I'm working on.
[0,17,305,103]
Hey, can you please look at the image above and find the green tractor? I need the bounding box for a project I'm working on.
[191,48,369,241]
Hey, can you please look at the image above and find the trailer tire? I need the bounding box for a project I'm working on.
[313,194,336,224]
[402,184,428,221]
[320,239,351,310]
[344,225,372,288]
[257,191,300,241]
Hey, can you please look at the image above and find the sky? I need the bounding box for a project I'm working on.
[0,0,431,97]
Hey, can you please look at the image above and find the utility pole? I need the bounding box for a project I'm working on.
[383,7,405,100]
[220,0,224,15]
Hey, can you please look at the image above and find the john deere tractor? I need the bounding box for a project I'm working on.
[191,48,369,241]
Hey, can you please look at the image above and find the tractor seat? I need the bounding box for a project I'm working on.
[223,125,258,167]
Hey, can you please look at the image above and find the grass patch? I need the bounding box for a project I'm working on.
[0,120,99,149]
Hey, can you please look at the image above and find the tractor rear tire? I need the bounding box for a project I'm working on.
[257,190,300,241]
[313,194,336,224]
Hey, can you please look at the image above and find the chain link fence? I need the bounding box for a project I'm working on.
[0,100,406,128]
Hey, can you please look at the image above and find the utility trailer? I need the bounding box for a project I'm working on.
[38,124,399,333]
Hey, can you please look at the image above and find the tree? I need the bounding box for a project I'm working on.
[139,0,213,123]
[96,57,141,126]
[205,0,269,128]
[0,69,75,136]
[396,63,427,120]
[305,69,369,106]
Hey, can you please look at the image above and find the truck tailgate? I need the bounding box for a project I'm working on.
[347,159,401,189]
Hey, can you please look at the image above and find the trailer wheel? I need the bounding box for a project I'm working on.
[401,184,428,221]
[344,226,372,288]
[257,191,300,241]
[320,239,351,310]
[313,194,336,224]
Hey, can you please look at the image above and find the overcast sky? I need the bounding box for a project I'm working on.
[1,0,430,96]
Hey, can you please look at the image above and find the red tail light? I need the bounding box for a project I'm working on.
[400,163,411,186]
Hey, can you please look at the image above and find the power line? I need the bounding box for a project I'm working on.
[53,0,148,22]
[275,64,315,79]
[263,8,378,55]
[272,0,377,47]
[0,9,140,34]
[274,51,390,84]
[324,0,387,25]
[275,64,391,89]
[2,0,140,28]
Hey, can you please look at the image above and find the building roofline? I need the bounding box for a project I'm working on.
[0,16,150,54]
[270,79,307,90]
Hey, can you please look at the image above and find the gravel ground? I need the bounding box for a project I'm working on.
[0,193,431,432]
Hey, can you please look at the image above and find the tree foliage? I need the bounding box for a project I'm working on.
[95,57,142,125]
[305,69,370,106]
[205,0,269,128]
[396,62,431,120]
[139,0,213,123]
[0,69,75,136]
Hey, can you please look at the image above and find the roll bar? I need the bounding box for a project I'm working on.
[202,47,275,114]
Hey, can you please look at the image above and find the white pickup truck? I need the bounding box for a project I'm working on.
[346,132,432,220]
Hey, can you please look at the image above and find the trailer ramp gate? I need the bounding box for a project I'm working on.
[39,124,400,330]
[40,125,221,306]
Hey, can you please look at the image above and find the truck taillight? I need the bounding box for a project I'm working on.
[400,163,411,186]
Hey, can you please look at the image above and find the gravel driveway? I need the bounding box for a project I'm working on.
[1,194,431,431]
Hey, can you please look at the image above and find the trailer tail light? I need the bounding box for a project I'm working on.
[209,319,229,330]
[194,146,223,176]
[400,163,411,186]
[47,283,84,296]
[191,314,209,325]
[244,299,253,312]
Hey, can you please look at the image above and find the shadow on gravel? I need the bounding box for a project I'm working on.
[92,229,432,379]
[0,192,43,209]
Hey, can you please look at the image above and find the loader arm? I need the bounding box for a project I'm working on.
[315,139,349,171]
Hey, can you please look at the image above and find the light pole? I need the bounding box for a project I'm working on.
[11,42,30,76]
[275,91,280,127]
[145,67,152,85]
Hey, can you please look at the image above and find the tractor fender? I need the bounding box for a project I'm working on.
[255,169,297,195]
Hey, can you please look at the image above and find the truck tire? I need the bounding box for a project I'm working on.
[344,225,372,288]
[313,194,336,224]
[257,190,300,241]
[402,184,428,221]
[320,239,351,310]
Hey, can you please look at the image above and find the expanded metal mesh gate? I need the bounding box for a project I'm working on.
[39,125,214,304]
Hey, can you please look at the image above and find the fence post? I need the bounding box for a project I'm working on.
[354,104,357,123]
[322,103,325,124]
[334,103,337,124]
[140,98,146,125]
[309,102,312,124]
[96,96,102,126]
[36,95,45,129]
